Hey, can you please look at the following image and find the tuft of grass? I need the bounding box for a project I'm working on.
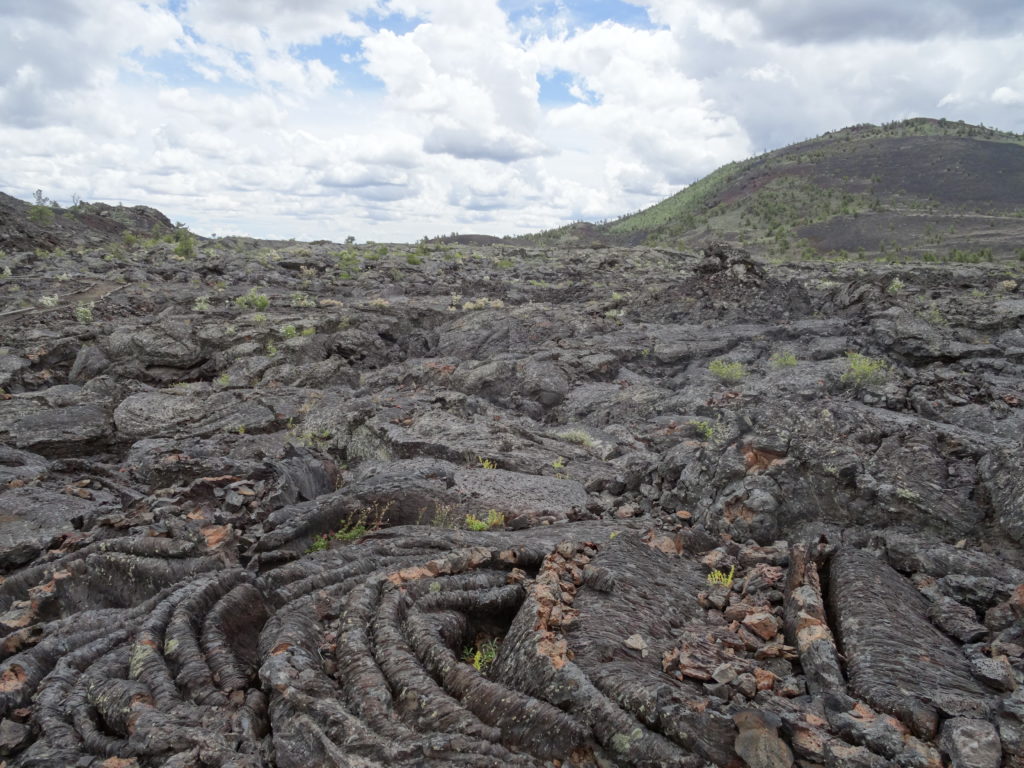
[465,509,504,531]
[557,429,595,447]
[462,297,505,311]
[708,358,747,384]
[477,457,498,470]
[462,638,500,673]
[706,565,735,588]
[769,350,798,368]
[841,352,889,389]
[305,507,387,553]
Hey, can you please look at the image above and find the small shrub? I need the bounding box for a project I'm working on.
[39,294,59,307]
[477,457,497,470]
[841,352,888,388]
[918,303,947,326]
[192,296,211,311]
[406,253,423,265]
[886,277,905,294]
[306,507,386,552]
[29,205,54,226]
[769,350,798,368]
[74,302,94,324]
[552,456,566,469]
[429,503,461,529]
[217,373,230,386]
[280,324,298,339]
[462,298,504,311]
[708,359,747,384]
[173,233,196,259]
[291,292,316,307]
[465,515,490,531]
[557,429,595,447]
[235,287,270,310]
[689,420,715,441]
[265,341,278,357]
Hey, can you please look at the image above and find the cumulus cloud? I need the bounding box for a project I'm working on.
[700,0,1024,43]
[0,0,1022,242]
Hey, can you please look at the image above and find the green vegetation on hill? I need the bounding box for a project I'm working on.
[524,117,1024,263]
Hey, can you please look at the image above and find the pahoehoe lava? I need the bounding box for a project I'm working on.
[0,186,1023,767]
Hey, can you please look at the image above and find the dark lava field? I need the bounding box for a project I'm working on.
[0,198,1023,767]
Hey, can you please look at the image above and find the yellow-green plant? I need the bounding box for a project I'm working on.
[769,350,798,368]
[708,358,747,384]
[841,352,888,388]
[689,419,715,441]
[557,429,595,447]
[465,509,504,531]
[462,639,500,673]
[235,287,270,310]
[706,565,735,588]
[74,302,94,324]
[462,297,505,310]
[305,508,383,553]
[477,457,497,470]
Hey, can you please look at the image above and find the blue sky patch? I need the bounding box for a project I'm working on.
[500,0,656,30]
[538,69,578,106]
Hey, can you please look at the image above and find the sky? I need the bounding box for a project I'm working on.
[2,0,1023,243]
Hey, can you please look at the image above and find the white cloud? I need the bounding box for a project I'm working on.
[993,86,1024,106]
[0,0,1022,243]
